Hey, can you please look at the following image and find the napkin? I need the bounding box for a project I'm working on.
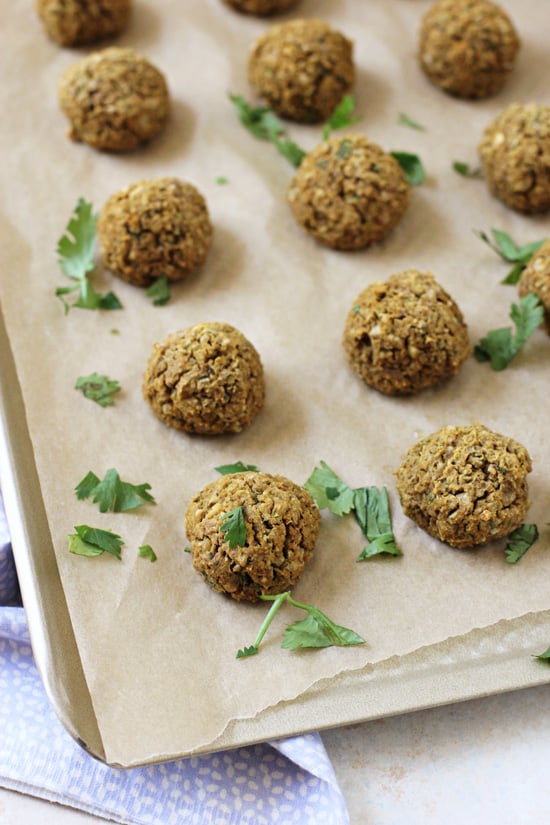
[0,494,349,825]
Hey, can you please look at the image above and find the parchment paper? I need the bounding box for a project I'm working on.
[1,0,549,766]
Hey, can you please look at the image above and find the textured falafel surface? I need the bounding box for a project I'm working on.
[396,424,532,549]
[221,0,300,14]
[36,0,131,46]
[185,472,320,602]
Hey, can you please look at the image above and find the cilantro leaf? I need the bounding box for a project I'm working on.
[304,461,355,516]
[535,646,550,663]
[474,293,544,370]
[138,544,158,562]
[504,524,539,564]
[354,487,402,560]
[220,506,247,548]
[146,276,171,306]
[453,161,483,179]
[475,228,546,285]
[215,461,259,475]
[323,95,362,139]
[55,198,122,313]
[75,373,121,407]
[229,93,306,167]
[390,151,426,185]
[69,525,124,560]
[397,112,426,131]
[75,468,155,512]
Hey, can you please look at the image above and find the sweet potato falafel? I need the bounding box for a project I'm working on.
[518,239,550,334]
[248,18,354,123]
[478,103,550,214]
[143,322,265,435]
[221,0,300,15]
[58,47,169,151]
[97,177,213,287]
[343,271,471,395]
[396,423,532,549]
[418,0,519,99]
[287,135,410,250]
[185,471,320,602]
[36,0,131,47]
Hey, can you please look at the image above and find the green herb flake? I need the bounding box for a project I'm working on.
[453,161,483,179]
[336,138,354,160]
[215,461,259,475]
[397,112,426,131]
[220,505,247,548]
[323,95,362,140]
[390,151,426,185]
[146,275,171,306]
[304,461,355,516]
[215,176,229,185]
[474,292,544,370]
[55,198,122,314]
[354,487,402,560]
[69,525,124,560]
[475,228,546,285]
[138,544,158,562]
[75,372,121,407]
[535,646,550,663]
[229,93,306,167]
[504,523,539,564]
[75,468,156,513]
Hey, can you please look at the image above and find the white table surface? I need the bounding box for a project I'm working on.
[2,682,549,825]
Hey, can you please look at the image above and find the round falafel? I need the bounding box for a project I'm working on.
[36,0,131,47]
[248,18,354,123]
[343,271,471,395]
[518,239,550,334]
[478,103,550,214]
[97,178,213,287]
[396,423,532,549]
[185,471,320,602]
[287,135,411,250]
[221,0,300,15]
[143,322,265,436]
[58,47,169,151]
[418,0,519,99]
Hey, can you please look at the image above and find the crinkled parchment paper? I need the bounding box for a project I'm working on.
[0,0,549,766]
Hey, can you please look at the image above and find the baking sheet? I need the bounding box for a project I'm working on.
[1,0,550,767]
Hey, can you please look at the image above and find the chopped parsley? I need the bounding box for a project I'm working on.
[475,228,546,285]
[146,276,170,306]
[215,461,259,475]
[75,468,156,513]
[453,161,483,179]
[323,95,362,139]
[138,544,158,562]
[397,112,426,131]
[75,373,121,407]
[474,292,544,370]
[390,151,426,186]
[229,93,306,167]
[220,505,247,548]
[68,525,124,560]
[504,524,539,564]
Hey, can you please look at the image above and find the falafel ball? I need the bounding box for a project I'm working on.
[185,471,320,602]
[143,322,265,435]
[36,0,131,47]
[478,103,550,214]
[287,135,410,250]
[343,271,471,395]
[248,18,354,123]
[418,0,519,99]
[518,239,550,334]
[221,0,300,14]
[396,423,532,549]
[58,47,169,151]
[97,178,213,287]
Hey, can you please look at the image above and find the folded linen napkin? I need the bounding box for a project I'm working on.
[0,494,349,825]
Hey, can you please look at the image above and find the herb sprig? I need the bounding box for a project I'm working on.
[453,161,483,179]
[220,506,247,548]
[475,228,546,285]
[504,524,539,564]
[75,373,121,407]
[474,292,544,371]
[215,461,259,475]
[390,151,426,186]
[229,93,306,167]
[323,95,362,139]
[69,525,124,560]
[75,468,156,513]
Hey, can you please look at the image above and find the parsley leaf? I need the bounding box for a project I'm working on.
[535,646,550,663]
[390,151,426,186]
[504,524,539,564]
[323,95,362,139]
[475,228,546,285]
[75,373,121,407]
[55,198,122,314]
[474,293,544,370]
[146,276,171,306]
[75,468,156,512]
[354,487,402,560]
[220,506,247,548]
[138,544,158,562]
[69,525,124,560]
[215,176,229,185]
[229,93,306,167]
[304,461,355,516]
[215,461,259,475]
[397,112,426,131]
[453,161,483,179]
[236,591,364,658]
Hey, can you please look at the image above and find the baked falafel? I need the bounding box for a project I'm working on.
[418,0,519,99]
[97,178,213,287]
[287,135,411,250]
[478,103,550,214]
[343,270,471,395]
[248,18,354,123]
[518,239,550,334]
[396,423,532,549]
[58,47,169,151]
[185,471,320,602]
[221,0,300,14]
[143,322,265,435]
[36,0,131,47]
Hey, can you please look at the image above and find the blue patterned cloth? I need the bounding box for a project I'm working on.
[0,494,349,824]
